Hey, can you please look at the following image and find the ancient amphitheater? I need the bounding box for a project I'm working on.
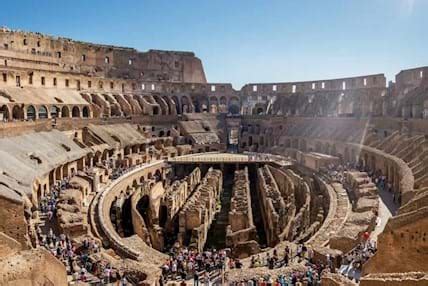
[0,27,426,286]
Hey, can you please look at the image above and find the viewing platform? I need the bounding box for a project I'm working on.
[167,152,291,166]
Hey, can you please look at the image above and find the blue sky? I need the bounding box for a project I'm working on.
[1,0,427,88]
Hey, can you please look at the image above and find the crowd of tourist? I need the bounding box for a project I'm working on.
[249,245,314,270]
[339,240,377,282]
[36,176,132,285]
[230,245,323,286]
[161,247,227,284]
[229,266,324,286]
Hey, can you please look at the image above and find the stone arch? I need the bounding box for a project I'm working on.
[121,195,135,237]
[0,105,10,121]
[62,163,69,178]
[94,151,102,165]
[200,97,209,113]
[209,97,219,113]
[171,96,180,114]
[153,95,168,115]
[228,97,240,115]
[162,96,175,115]
[219,96,227,113]
[50,106,59,118]
[191,96,201,113]
[72,106,80,118]
[136,195,151,232]
[12,105,24,120]
[61,106,70,118]
[181,96,191,113]
[38,105,48,119]
[26,105,36,120]
[82,106,90,118]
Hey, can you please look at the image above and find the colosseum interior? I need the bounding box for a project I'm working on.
[0,27,427,285]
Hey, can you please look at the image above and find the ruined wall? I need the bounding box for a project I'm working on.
[0,196,28,248]
[178,168,222,251]
[163,167,201,225]
[257,165,287,246]
[0,29,207,83]
[226,167,259,257]
[363,206,428,274]
[0,248,68,286]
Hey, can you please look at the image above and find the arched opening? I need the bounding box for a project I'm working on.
[38,105,48,119]
[51,106,59,118]
[162,96,174,115]
[152,106,159,115]
[219,96,227,113]
[159,205,168,228]
[12,105,24,120]
[171,96,180,114]
[0,105,9,121]
[61,106,70,118]
[181,96,191,113]
[136,195,151,229]
[229,104,240,115]
[82,106,90,118]
[191,97,201,113]
[209,97,219,113]
[72,106,80,118]
[153,96,168,115]
[229,97,240,115]
[200,98,209,113]
[26,105,36,120]
[121,197,135,237]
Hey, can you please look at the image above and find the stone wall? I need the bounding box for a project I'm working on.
[0,248,68,286]
[226,167,259,257]
[178,168,222,251]
[0,196,28,248]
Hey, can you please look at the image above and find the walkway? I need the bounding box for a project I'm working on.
[168,152,291,165]
[370,186,399,241]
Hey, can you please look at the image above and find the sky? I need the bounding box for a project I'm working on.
[1,0,427,88]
